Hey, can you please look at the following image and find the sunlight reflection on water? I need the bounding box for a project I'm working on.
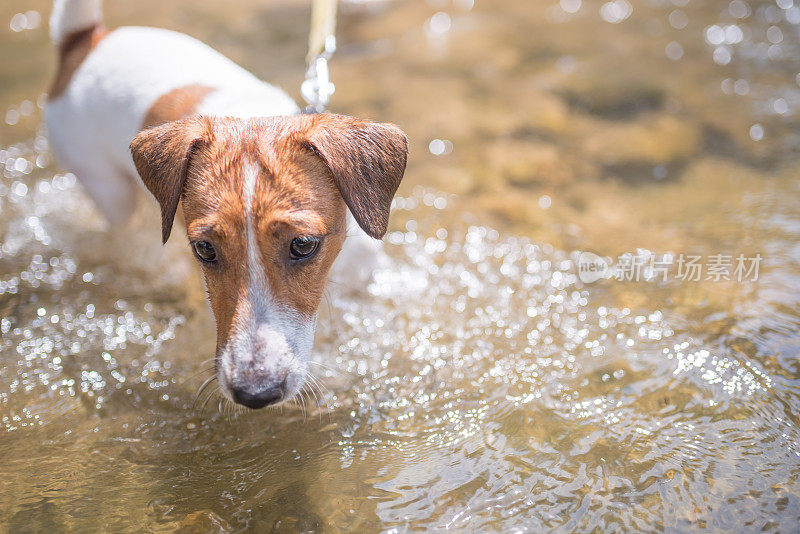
[2,0,800,530]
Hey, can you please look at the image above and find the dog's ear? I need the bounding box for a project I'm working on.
[302,114,408,239]
[130,117,209,243]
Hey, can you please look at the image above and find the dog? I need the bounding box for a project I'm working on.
[45,0,408,409]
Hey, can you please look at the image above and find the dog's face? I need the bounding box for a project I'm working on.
[130,114,407,409]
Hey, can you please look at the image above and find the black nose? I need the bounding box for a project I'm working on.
[231,384,284,409]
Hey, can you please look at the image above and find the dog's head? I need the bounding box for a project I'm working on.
[130,114,407,409]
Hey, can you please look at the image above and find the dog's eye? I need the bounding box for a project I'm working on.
[289,236,320,260]
[192,241,217,263]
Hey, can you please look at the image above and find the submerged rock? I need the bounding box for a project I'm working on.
[559,74,665,120]
[582,113,701,169]
[483,139,594,188]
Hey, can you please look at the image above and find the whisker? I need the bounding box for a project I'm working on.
[305,375,319,408]
[298,386,309,421]
[307,371,325,400]
[302,387,310,422]
[305,372,324,423]
[322,289,333,327]
[200,386,219,417]
[308,374,321,405]
[181,365,216,386]
[324,278,344,288]
[308,370,336,423]
[308,360,335,372]
[224,397,235,419]
[193,375,217,409]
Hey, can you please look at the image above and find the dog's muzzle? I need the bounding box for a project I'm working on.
[218,319,312,409]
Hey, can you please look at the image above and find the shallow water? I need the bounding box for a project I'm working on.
[2,0,800,531]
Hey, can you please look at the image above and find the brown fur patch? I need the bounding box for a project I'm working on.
[49,26,109,99]
[141,85,215,130]
[302,114,408,238]
[130,117,210,243]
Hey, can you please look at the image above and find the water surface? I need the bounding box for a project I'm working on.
[2,0,800,531]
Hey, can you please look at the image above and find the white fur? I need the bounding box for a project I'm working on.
[45,25,298,224]
[216,163,313,402]
[329,213,388,290]
[50,0,102,45]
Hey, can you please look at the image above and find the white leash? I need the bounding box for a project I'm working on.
[301,0,338,113]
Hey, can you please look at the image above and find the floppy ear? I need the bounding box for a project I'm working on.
[129,117,208,243]
[303,114,408,239]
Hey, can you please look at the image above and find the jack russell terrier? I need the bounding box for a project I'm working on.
[45,0,408,409]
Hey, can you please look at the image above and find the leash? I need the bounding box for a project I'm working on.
[301,0,337,114]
